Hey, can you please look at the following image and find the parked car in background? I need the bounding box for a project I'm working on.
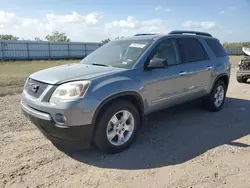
[21,30,231,154]
[236,47,250,83]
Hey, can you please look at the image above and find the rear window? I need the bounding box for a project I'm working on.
[205,39,227,57]
[177,38,207,63]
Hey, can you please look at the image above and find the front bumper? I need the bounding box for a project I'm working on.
[236,70,250,77]
[21,101,94,148]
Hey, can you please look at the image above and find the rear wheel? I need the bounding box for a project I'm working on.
[93,100,140,153]
[203,80,226,112]
[237,76,248,83]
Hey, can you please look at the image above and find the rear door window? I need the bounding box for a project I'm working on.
[177,38,207,63]
[205,39,227,57]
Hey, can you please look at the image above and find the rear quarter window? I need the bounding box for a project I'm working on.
[205,39,227,57]
[177,38,207,63]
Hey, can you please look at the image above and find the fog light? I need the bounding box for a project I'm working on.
[54,113,66,124]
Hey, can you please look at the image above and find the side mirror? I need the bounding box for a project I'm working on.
[147,57,168,69]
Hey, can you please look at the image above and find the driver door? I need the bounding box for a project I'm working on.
[141,39,192,113]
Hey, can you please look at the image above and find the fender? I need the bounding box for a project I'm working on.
[91,91,145,125]
[209,73,229,93]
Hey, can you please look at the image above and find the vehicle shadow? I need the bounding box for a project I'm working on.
[60,97,250,170]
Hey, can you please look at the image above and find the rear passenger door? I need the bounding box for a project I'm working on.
[176,37,213,98]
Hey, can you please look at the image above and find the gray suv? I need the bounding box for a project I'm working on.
[21,30,231,153]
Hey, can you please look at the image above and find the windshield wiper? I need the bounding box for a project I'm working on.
[91,63,112,67]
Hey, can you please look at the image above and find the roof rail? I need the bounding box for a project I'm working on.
[134,33,158,36]
[169,30,212,37]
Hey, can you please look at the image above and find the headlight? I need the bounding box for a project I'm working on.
[49,80,90,105]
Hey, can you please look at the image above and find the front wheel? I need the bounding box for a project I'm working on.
[93,100,140,154]
[203,80,226,112]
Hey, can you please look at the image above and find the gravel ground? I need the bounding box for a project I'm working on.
[1,67,250,188]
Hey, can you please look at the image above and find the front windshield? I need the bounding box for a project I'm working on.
[80,39,153,69]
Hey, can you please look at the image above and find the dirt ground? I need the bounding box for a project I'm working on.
[1,66,250,188]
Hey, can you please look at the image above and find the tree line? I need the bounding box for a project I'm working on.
[0,31,70,42]
[222,42,250,49]
[0,31,112,44]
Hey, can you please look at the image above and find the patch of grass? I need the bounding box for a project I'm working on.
[230,55,244,63]
[0,60,79,96]
[0,60,79,86]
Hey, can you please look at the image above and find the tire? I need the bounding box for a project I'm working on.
[203,80,227,112]
[237,76,248,83]
[93,100,140,154]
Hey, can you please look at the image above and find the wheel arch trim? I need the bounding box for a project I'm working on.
[210,73,229,92]
[91,91,145,126]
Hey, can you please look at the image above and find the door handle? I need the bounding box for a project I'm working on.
[206,65,213,71]
[179,71,187,76]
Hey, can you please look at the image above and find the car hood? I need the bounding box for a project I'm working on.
[30,63,124,84]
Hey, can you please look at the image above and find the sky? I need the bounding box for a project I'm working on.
[0,0,250,43]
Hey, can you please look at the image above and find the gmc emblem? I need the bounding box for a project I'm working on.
[27,82,39,93]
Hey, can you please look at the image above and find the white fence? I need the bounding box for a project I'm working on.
[0,40,245,60]
[0,40,103,60]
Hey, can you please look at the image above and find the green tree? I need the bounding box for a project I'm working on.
[102,38,111,44]
[34,37,43,41]
[223,42,250,48]
[45,31,71,42]
[0,34,19,40]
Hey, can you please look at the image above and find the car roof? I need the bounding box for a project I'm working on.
[116,30,217,41]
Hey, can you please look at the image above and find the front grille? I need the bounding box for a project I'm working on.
[25,78,48,98]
